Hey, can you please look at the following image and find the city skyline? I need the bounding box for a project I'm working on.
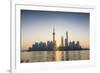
[21,10,89,50]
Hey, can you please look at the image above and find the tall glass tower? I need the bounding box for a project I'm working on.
[61,36,64,47]
[65,32,68,48]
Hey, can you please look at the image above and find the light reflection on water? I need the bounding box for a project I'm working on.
[21,50,89,63]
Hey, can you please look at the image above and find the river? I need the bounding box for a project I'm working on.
[21,50,89,63]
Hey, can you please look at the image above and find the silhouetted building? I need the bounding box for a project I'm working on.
[52,27,56,50]
[47,41,53,50]
[61,36,64,47]
[38,41,46,49]
[75,41,81,49]
[68,41,81,49]
[30,42,47,50]
[33,42,39,49]
[65,32,68,48]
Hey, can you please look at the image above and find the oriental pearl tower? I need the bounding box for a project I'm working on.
[53,27,56,50]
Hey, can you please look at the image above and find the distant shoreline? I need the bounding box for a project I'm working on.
[21,48,89,52]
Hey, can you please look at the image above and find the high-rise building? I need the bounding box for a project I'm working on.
[53,27,56,49]
[76,41,81,49]
[65,32,68,48]
[61,36,64,47]
[53,27,55,43]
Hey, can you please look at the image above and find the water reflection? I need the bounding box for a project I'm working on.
[21,50,89,63]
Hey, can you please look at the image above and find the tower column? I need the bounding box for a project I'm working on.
[53,27,56,50]
[65,32,68,48]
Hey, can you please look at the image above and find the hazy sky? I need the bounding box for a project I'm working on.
[21,10,89,49]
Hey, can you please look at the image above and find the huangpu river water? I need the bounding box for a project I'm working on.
[21,50,89,63]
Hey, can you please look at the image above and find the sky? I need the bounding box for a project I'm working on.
[21,10,89,49]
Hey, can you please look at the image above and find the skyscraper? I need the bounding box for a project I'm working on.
[61,36,64,47]
[65,32,68,48]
